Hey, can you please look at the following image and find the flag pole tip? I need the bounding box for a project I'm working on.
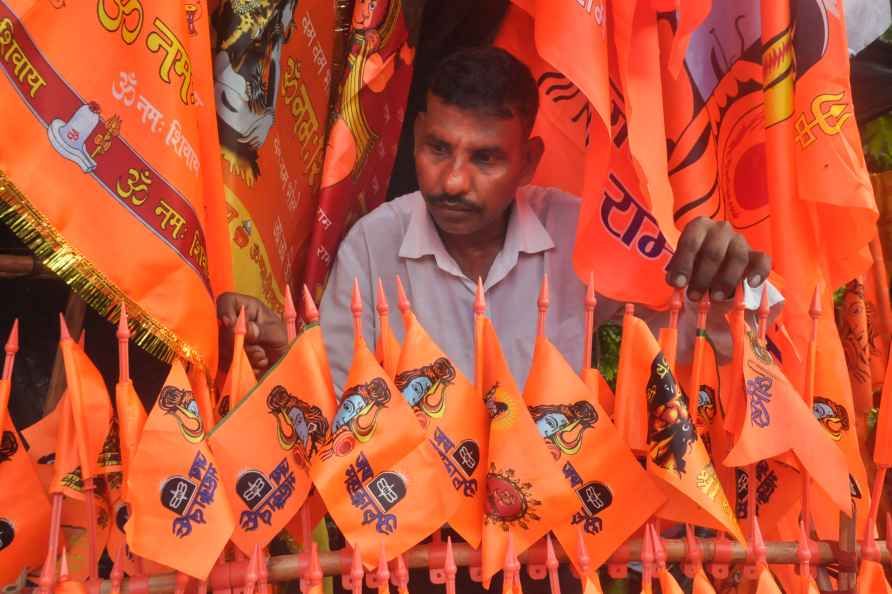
[284,285,297,319]
[302,284,319,323]
[351,278,363,317]
[5,318,19,354]
[58,314,71,341]
[474,277,486,314]
[538,274,550,311]
[376,277,389,316]
[395,274,411,314]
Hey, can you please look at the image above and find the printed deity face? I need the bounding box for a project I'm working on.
[401,376,432,407]
[333,393,368,433]
[158,386,204,443]
[535,412,569,439]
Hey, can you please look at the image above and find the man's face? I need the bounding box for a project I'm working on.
[413,94,541,238]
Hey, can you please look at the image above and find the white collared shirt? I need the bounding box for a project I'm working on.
[319,187,775,393]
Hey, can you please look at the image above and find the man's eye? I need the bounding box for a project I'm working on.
[474,153,498,165]
[428,142,447,155]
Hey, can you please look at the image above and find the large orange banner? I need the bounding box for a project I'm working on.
[0,1,231,371]
[210,0,336,312]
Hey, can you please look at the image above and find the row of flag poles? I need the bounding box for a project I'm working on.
[2,260,892,593]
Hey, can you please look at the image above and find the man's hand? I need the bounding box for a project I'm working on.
[666,218,771,301]
[217,292,289,377]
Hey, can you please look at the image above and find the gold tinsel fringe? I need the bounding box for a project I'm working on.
[0,169,206,369]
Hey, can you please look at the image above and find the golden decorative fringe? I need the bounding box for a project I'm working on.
[0,169,207,369]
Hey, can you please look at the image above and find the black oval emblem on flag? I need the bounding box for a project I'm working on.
[160,476,197,515]
[0,518,14,552]
[369,472,407,512]
[576,481,613,516]
[115,501,130,532]
[236,470,273,509]
[452,440,480,476]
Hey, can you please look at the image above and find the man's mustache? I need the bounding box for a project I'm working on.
[425,194,482,212]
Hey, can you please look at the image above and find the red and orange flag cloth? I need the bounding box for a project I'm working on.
[614,312,742,541]
[310,329,426,565]
[127,361,234,579]
[876,347,892,467]
[0,378,52,585]
[394,289,488,548]
[209,322,333,555]
[477,314,576,587]
[524,332,665,574]
[723,327,851,515]
[114,379,146,502]
[0,1,232,372]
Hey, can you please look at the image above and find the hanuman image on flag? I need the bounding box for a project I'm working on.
[646,354,697,476]
[266,385,329,465]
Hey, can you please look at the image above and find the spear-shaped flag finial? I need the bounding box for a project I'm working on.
[303,284,320,324]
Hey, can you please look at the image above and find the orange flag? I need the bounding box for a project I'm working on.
[858,559,892,594]
[582,575,604,594]
[477,315,576,587]
[209,324,333,554]
[617,313,742,540]
[0,378,52,585]
[692,568,716,594]
[216,310,256,418]
[127,361,234,578]
[375,279,402,379]
[865,240,892,391]
[395,303,488,548]
[614,310,650,453]
[50,391,87,498]
[754,566,784,594]
[724,328,851,514]
[114,380,146,501]
[838,279,878,417]
[524,334,665,573]
[582,367,615,417]
[658,568,685,594]
[310,331,426,561]
[876,349,892,467]
[58,329,113,484]
[810,315,871,539]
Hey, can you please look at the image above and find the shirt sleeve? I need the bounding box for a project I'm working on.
[319,223,377,396]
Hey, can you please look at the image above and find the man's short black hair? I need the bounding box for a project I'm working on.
[425,46,539,136]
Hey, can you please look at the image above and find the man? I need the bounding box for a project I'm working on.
[218,46,771,390]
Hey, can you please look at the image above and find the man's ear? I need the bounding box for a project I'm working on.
[519,136,545,186]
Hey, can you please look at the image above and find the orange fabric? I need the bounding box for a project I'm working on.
[525,334,665,573]
[614,314,651,453]
[127,361,234,579]
[23,398,60,492]
[60,488,112,580]
[658,568,685,594]
[216,341,256,419]
[864,256,892,393]
[839,279,879,415]
[619,315,742,540]
[0,2,226,371]
[50,392,84,498]
[876,349,892,467]
[59,337,113,482]
[209,326,331,554]
[754,566,783,594]
[581,367,614,417]
[114,380,146,501]
[659,327,678,372]
[0,378,52,585]
[187,364,217,444]
[396,310,487,548]
[54,577,88,594]
[376,312,401,380]
[478,316,576,587]
[810,315,871,539]
[692,567,716,594]
[582,575,604,594]
[310,335,425,564]
[858,559,892,594]
[724,329,851,513]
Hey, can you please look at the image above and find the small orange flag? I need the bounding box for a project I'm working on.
[691,568,716,594]
[396,302,488,548]
[216,311,257,419]
[210,325,333,554]
[838,279,879,416]
[478,316,576,587]
[614,310,650,453]
[581,367,615,417]
[724,329,851,514]
[858,559,892,594]
[618,315,742,540]
[754,565,784,594]
[0,378,52,585]
[810,315,871,539]
[875,347,892,467]
[658,568,685,594]
[582,575,604,594]
[58,331,113,483]
[114,380,146,501]
[127,361,235,578]
[310,331,426,561]
[375,279,402,379]
[525,334,665,573]
[50,391,87,498]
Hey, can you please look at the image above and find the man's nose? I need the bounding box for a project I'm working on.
[443,158,471,196]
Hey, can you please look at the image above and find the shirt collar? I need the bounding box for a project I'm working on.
[398,189,555,280]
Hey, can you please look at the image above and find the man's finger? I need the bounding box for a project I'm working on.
[666,218,710,288]
[710,237,750,301]
[744,251,772,288]
[687,223,733,300]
